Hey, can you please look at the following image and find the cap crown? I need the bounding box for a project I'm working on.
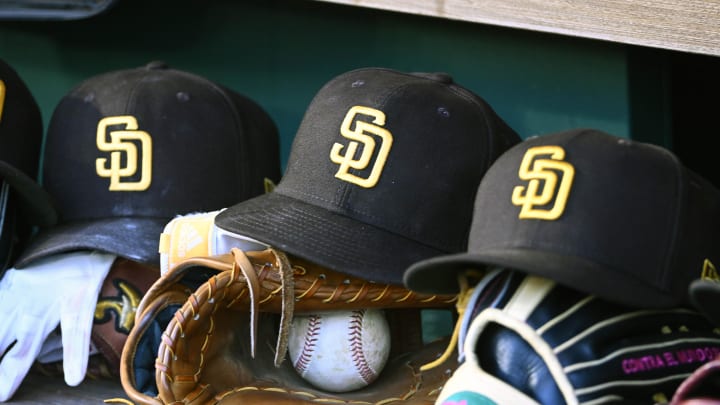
[14,62,280,268]
[469,129,720,307]
[217,67,522,285]
[43,62,280,223]
[277,68,520,254]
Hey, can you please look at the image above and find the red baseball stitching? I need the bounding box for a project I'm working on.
[294,314,321,375]
[349,309,376,383]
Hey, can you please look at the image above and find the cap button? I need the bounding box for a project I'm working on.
[145,61,169,70]
[412,72,453,84]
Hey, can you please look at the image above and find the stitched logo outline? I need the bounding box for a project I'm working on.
[95,115,152,191]
[329,106,393,188]
[511,145,574,220]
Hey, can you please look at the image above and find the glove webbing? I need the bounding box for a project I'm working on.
[155,247,457,402]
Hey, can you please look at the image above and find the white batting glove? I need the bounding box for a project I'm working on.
[158,209,268,275]
[0,251,115,401]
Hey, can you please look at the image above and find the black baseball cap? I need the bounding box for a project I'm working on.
[15,61,280,268]
[0,59,57,228]
[404,128,720,309]
[215,67,521,285]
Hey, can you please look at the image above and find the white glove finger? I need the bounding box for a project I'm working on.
[0,311,19,358]
[59,282,106,386]
[59,254,115,386]
[59,308,93,386]
[0,314,58,402]
[0,270,22,356]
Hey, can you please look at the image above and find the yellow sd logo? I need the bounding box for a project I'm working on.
[95,115,152,191]
[329,106,393,188]
[511,145,574,220]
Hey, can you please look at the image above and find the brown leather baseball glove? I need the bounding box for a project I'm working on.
[119,247,458,404]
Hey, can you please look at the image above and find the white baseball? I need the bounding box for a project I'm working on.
[287,308,391,392]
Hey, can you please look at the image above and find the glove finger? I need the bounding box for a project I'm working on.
[60,282,110,385]
[0,271,21,356]
[0,311,19,357]
[0,314,58,401]
[59,306,93,386]
[58,252,115,386]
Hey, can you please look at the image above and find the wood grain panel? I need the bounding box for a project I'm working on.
[314,0,720,56]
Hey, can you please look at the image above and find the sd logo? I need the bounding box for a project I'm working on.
[330,106,393,188]
[511,145,574,220]
[95,115,152,191]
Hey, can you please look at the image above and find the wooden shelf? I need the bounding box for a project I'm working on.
[315,0,720,56]
[7,372,128,404]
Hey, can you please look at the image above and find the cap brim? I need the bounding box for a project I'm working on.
[215,191,446,285]
[0,0,119,20]
[689,279,720,326]
[14,217,166,268]
[403,252,488,295]
[0,161,57,226]
[404,248,679,308]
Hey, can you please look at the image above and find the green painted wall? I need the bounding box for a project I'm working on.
[3,0,684,343]
[1,0,634,172]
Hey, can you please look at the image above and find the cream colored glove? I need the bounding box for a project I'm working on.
[158,209,268,275]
